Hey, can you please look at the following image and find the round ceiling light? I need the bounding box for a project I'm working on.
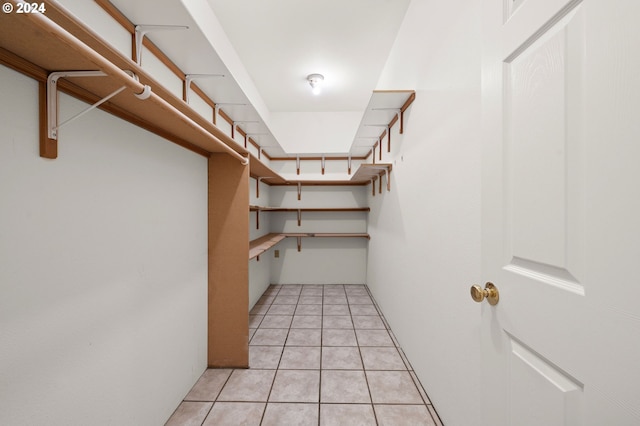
[307,73,324,95]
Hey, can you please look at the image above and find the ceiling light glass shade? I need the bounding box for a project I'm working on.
[307,73,324,95]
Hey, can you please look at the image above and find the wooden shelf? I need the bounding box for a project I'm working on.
[0,3,249,163]
[350,90,416,160]
[282,233,370,238]
[250,206,370,228]
[249,232,370,259]
[249,233,287,260]
[250,206,370,213]
[351,163,393,181]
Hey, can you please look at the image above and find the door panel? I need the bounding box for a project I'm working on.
[509,337,583,426]
[481,0,640,424]
[505,6,583,273]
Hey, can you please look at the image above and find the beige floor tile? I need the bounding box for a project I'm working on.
[321,370,371,403]
[348,295,374,305]
[323,304,351,316]
[324,289,346,297]
[217,370,276,402]
[324,296,348,305]
[249,315,264,328]
[278,287,302,296]
[250,328,289,346]
[286,328,322,346]
[249,346,284,369]
[249,328,257,341]
[374,404,436,426]
[321,346,363,370]
[352,315,386,330]
[259,315,293,329]
[324,284,345,289]
[202,402,264,426]
[267,304,296,315]
[399,348,414,370]
[291,315,322,329]
[349,305,380,316]
[355,329,394,346]
[360,347,407,370]
[322,329,358,346]
[295,304,323,316]
[322,315,354,329]
[344,284,367,290]
[320,404,377,426]
[184,369,232,401]
[366,371,424,404]
[299,296,323,304]
[279,346,321,369]
[411,371,432,404]
[269,370,320,403]
[165,401,212,426]
[301,288,323,296]
[256,295,275,305]
[262,289,279,297]
[428,405,444,426]
[273,295,299,305]
[262,403,319,426]
[250,304,270,315]
[344,289,369,297]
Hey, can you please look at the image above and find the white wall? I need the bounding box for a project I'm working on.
[269,186,369,285]
[0,66,208,426]
[367,0,482,425]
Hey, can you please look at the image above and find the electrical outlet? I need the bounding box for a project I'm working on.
[274,250,279,258]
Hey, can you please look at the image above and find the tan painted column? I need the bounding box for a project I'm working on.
[208,153,249,368]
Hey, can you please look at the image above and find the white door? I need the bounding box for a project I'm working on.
[480,0,640,425]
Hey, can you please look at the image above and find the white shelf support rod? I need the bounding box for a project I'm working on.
[135,25,189,66]
[321,155,326,174]
[347,154,352,175]
[185,74,224,104]
[47,71,106,140]
[47,70,149,140]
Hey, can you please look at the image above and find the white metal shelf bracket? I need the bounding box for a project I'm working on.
[47,70,150,141]
[297,209,302,226]
[348,155,352,175]
[297,182,302,200]
[321,155,326,175]
[184,74,224,104]
[213,102,246,125]
[296,155,301,175]
[135,25,189,66]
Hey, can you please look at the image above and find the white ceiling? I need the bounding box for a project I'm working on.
[106,0,410,155]
[206,0,411,113]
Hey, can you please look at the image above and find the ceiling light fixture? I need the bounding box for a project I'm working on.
[307,73,324,95]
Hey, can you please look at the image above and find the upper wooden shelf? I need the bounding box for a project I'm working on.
[350,90,416,159]
[0,1,248,162]
[351,163,393,182]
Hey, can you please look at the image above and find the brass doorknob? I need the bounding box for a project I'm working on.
[470,282,499,305]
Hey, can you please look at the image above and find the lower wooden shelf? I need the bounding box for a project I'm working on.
[249,232,370,260]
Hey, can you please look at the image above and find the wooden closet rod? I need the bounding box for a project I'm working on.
[22,2,248,165]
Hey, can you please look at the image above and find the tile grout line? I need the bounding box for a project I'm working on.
[318,284,324,426]
[258,284,283,426]
[349,288,380,425]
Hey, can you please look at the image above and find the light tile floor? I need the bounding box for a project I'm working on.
[166,284,443,426]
